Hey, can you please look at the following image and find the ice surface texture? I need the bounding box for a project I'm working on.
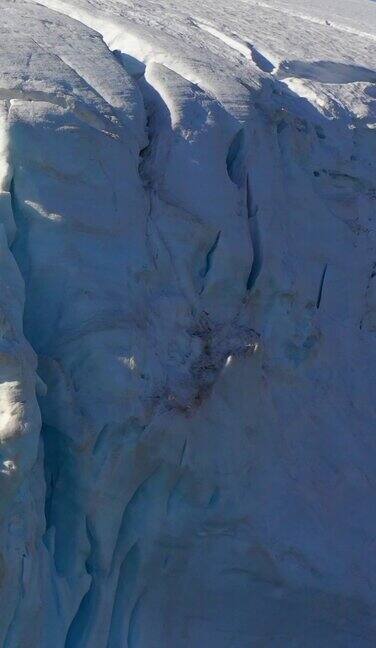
[0,0,375,645]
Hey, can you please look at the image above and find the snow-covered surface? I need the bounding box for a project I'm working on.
[0,0,375,645]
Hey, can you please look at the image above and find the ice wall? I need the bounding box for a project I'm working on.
[0,0,375,645]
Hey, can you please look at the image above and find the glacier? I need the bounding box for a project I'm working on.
[0,0,375,645]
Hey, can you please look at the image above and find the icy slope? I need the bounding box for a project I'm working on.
[0,0,375,645]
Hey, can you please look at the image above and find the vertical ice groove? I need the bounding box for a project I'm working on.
[0,102,12,192]
[246,174,263,291]
[0,103,16,244]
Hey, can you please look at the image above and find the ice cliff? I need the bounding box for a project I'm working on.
[0,0,375,645]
